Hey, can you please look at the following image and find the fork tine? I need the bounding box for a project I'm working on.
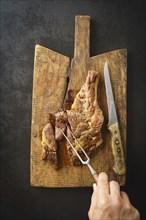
[59,127,98,179]
[59,128,89,164]
[69,129,90,160]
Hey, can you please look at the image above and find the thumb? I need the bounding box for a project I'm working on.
[93,183,97,191]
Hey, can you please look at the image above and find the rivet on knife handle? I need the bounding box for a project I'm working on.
[108,122,126,175]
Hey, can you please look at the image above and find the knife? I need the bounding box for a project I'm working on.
[104,62,126,175]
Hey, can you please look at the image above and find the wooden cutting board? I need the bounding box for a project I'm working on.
[30,16,127,187]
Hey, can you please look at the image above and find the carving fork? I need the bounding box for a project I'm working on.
[59,127,98,182]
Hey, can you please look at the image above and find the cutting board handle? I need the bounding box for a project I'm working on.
[74,16,90,59]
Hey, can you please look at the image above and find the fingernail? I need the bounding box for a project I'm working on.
[99,172,108,179]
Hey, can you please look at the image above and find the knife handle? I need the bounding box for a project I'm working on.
[108,122,126,175]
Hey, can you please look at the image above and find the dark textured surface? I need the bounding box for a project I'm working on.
[0,1,146,220]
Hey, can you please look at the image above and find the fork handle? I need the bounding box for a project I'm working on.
[87,163,96,175]
[87,164,98,183]
[87,163,97,176]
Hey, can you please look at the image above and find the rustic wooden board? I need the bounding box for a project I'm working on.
[30,16,127,187]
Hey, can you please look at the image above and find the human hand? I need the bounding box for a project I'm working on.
[88,172,140,220]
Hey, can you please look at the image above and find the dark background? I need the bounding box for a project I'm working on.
[0,0,146,220]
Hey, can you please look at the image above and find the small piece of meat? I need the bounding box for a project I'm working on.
[67,70,104,165]
[55,111,68,141]
[41,114,58,170]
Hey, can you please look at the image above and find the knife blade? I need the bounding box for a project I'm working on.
[104,62,126,175]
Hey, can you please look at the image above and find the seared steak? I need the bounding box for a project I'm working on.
[41,70,104,169]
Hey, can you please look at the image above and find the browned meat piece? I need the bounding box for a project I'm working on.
[55,111,68,141]
[41,70,104,169]
[67,70,104,165]
[41,114,58,170]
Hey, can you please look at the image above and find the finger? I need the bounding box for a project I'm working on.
[120,191,130,203]
[90,186,98,208]
[121,192,139,212]
[97,172,109,195]
[109,180,120,196]
[133,208,140,220]
[121,192,140,219]
[93,183,97,192]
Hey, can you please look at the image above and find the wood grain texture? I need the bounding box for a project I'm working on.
[30,45,70,187]
[64,16,90,110]
[30,16,127,187]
